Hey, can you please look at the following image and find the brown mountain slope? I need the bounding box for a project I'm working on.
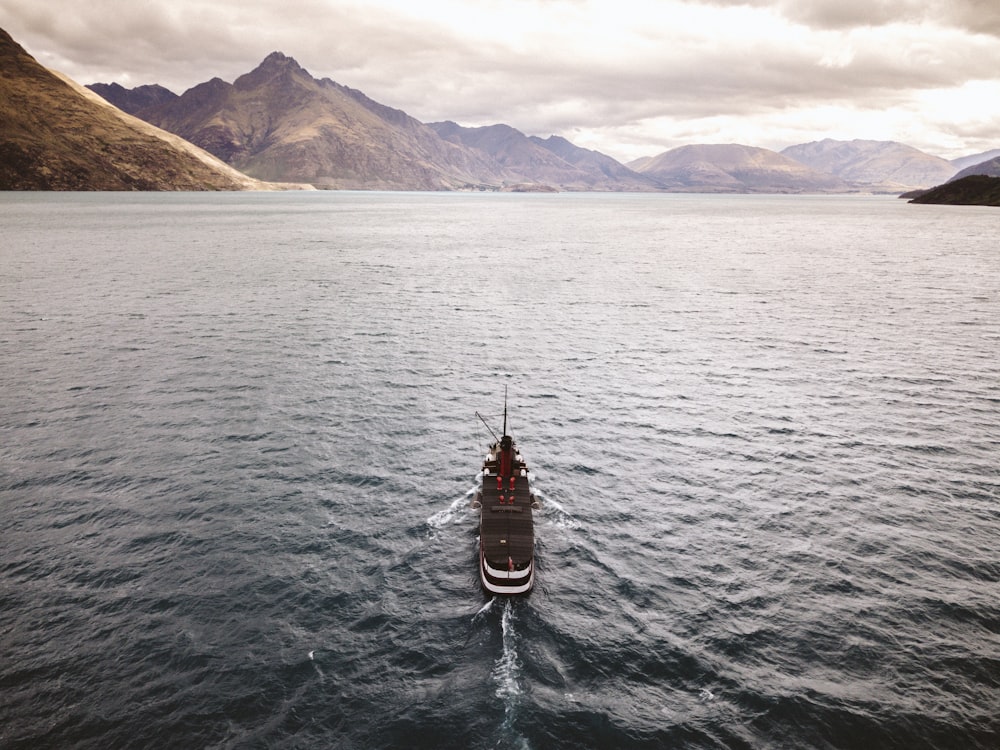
[528,134,661,191]
[138,53,509,190]
[630,144,850,193]
[0,27,269,191]
[949,156,1000,181]
[950,148,1000,171]
[781,139,957,192]
[429,122,654,190]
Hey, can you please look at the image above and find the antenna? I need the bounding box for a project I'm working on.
[503,385,508,436]
[476,411,498,443]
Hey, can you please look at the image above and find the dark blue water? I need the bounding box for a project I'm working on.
[2,192,998,749]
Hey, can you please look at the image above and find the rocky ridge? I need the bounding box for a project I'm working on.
[86,82,178,115]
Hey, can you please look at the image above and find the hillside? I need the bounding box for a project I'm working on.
[781,139,956,192]
[628,144,849,193]
[135,53,510,190]
[951,148,1000,171]
[429,122,656,191]
[949,156,1000,181]
[908,175,1000,206]
[528,135,660,191]
[0,27,273,191]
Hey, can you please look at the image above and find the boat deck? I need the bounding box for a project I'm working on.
[480,473,534,567]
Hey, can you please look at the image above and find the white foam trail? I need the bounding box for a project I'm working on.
[426,484,477,534]
[535,490,579,529]
[493,600,521,702]
[308,650,325,680]
[492,599,531,748]
[472,596,496,622]
[533,488,560,512]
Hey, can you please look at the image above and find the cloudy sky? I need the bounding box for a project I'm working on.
[2,0,999,162]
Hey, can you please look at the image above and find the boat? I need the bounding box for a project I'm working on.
[473,393,537,595]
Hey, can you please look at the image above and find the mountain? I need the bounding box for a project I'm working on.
[428,122,658,190]
[626,155,655,173]
[427,122,559,188]
[135,53,509,190]
[909,175,1000,206]
[949,156,1000,181]
[780,139,956,192]
[951,149,1000,171]
[86,82,178,115]
[528,135,661,190]
[628,144,850,193]
[0,27,274,191]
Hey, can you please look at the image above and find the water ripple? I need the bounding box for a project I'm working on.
[2,192,999,749]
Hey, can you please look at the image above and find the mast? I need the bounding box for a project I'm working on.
[503,385,508,437]
[499,385,512,478]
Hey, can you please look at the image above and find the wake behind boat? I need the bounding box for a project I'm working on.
[473,395,538,595]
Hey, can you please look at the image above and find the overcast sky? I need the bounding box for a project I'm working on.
[2,0,999,162]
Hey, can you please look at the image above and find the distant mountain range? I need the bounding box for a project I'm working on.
[104,53,659,191]
[95,50,979,194]
[626,144,851,193]
[86,52,987,194]
[428,122,659,191]
[949,156,1000,181]
[2,26,997,196]
[950,149,1000,171]
[130,52,512,190]
[780,139,957,192]
[0,28,294,191]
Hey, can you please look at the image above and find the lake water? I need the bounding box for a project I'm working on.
[1,191,998,749]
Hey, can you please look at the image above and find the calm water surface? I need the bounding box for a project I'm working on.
[1,191,998,749]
